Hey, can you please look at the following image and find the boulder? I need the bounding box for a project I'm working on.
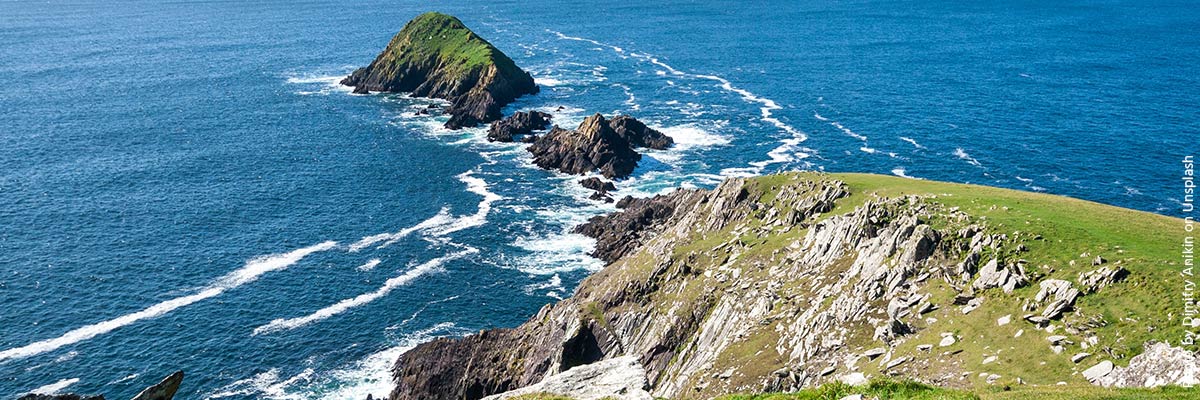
[1035,279,1080,319]
[487,111,552,142]
[1078,266,1129,294]
[340,12,539,129]
[1083,360,1115,382]
[580,177,617,194]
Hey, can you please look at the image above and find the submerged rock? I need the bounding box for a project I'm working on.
[487,111,552,142]
[341,12,538,129]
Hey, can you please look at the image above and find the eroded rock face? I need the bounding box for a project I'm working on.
[481,356,652,400]
[1095,342,1200,387]
[487,111,552,142]
[341,12,538,129]
[527,114,672,179]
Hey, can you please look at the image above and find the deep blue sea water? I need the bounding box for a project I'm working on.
[1,0,1196,398]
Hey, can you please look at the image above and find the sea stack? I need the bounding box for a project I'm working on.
[527,113,673,179]
[341,12,539,129]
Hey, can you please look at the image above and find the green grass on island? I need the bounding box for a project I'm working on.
[379,12,525,80]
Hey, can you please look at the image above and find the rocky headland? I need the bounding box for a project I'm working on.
[384,172,1197,399]
[341,12,539,129]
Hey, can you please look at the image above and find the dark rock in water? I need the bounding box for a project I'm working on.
[574,193,682,263]
[131,371,184,400]
[352,85,370,94]
[520,134,539,143]
[608,115,673,150]
[579,177,616,194]
[527,113,671,179]
[588,192,614,203]
[487,111,552,142]
[18,395,104,400]
[340,12,538,129]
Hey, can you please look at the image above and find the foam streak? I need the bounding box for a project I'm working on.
[0,241,337,361]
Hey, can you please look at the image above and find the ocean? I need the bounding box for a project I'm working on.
[1,0,1196,398]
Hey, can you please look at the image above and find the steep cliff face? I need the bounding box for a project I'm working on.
[341,12,538,129]
[388,173,1189,399]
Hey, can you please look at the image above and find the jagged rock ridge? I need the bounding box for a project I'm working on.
[527,113,672,179]
[341,12,538,129]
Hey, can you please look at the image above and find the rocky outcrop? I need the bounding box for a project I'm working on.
[487,111,552,142]
[1094,342,1200,387]
[130,371,183,400]
[573,190,697,263]
[527,114,672,179]
[481,356,653,400]
[341,12,538,129]
[608,116,673,150]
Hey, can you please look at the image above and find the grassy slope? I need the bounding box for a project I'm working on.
[379,12,523,80]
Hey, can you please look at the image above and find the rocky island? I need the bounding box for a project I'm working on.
[386,172,1198,399]
[341,12,539,129]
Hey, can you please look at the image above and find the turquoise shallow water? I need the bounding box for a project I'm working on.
[0,0,1196,398]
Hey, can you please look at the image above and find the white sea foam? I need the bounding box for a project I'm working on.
[0,241,337,361]
[657,124,731,150]
[213,323,465,400]
[252,249,474,335]
[523,274,564,297]
[813,112,829,121]
[1015,175,1034,183]
[860,146,877,154]
[285,73,354,96]
[549,30,808,174]
[534,77,566,86]
[426,170,503,236]
[954,148,983,167]
[349,207,453,251]
[831,121,867,141]
[29,378,79,395]
[356,259,381,272]
[891,167,921,179]
[898,136,926,149]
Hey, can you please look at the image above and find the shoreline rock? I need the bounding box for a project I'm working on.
[340,12,538,129]
[487,111,552,142]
